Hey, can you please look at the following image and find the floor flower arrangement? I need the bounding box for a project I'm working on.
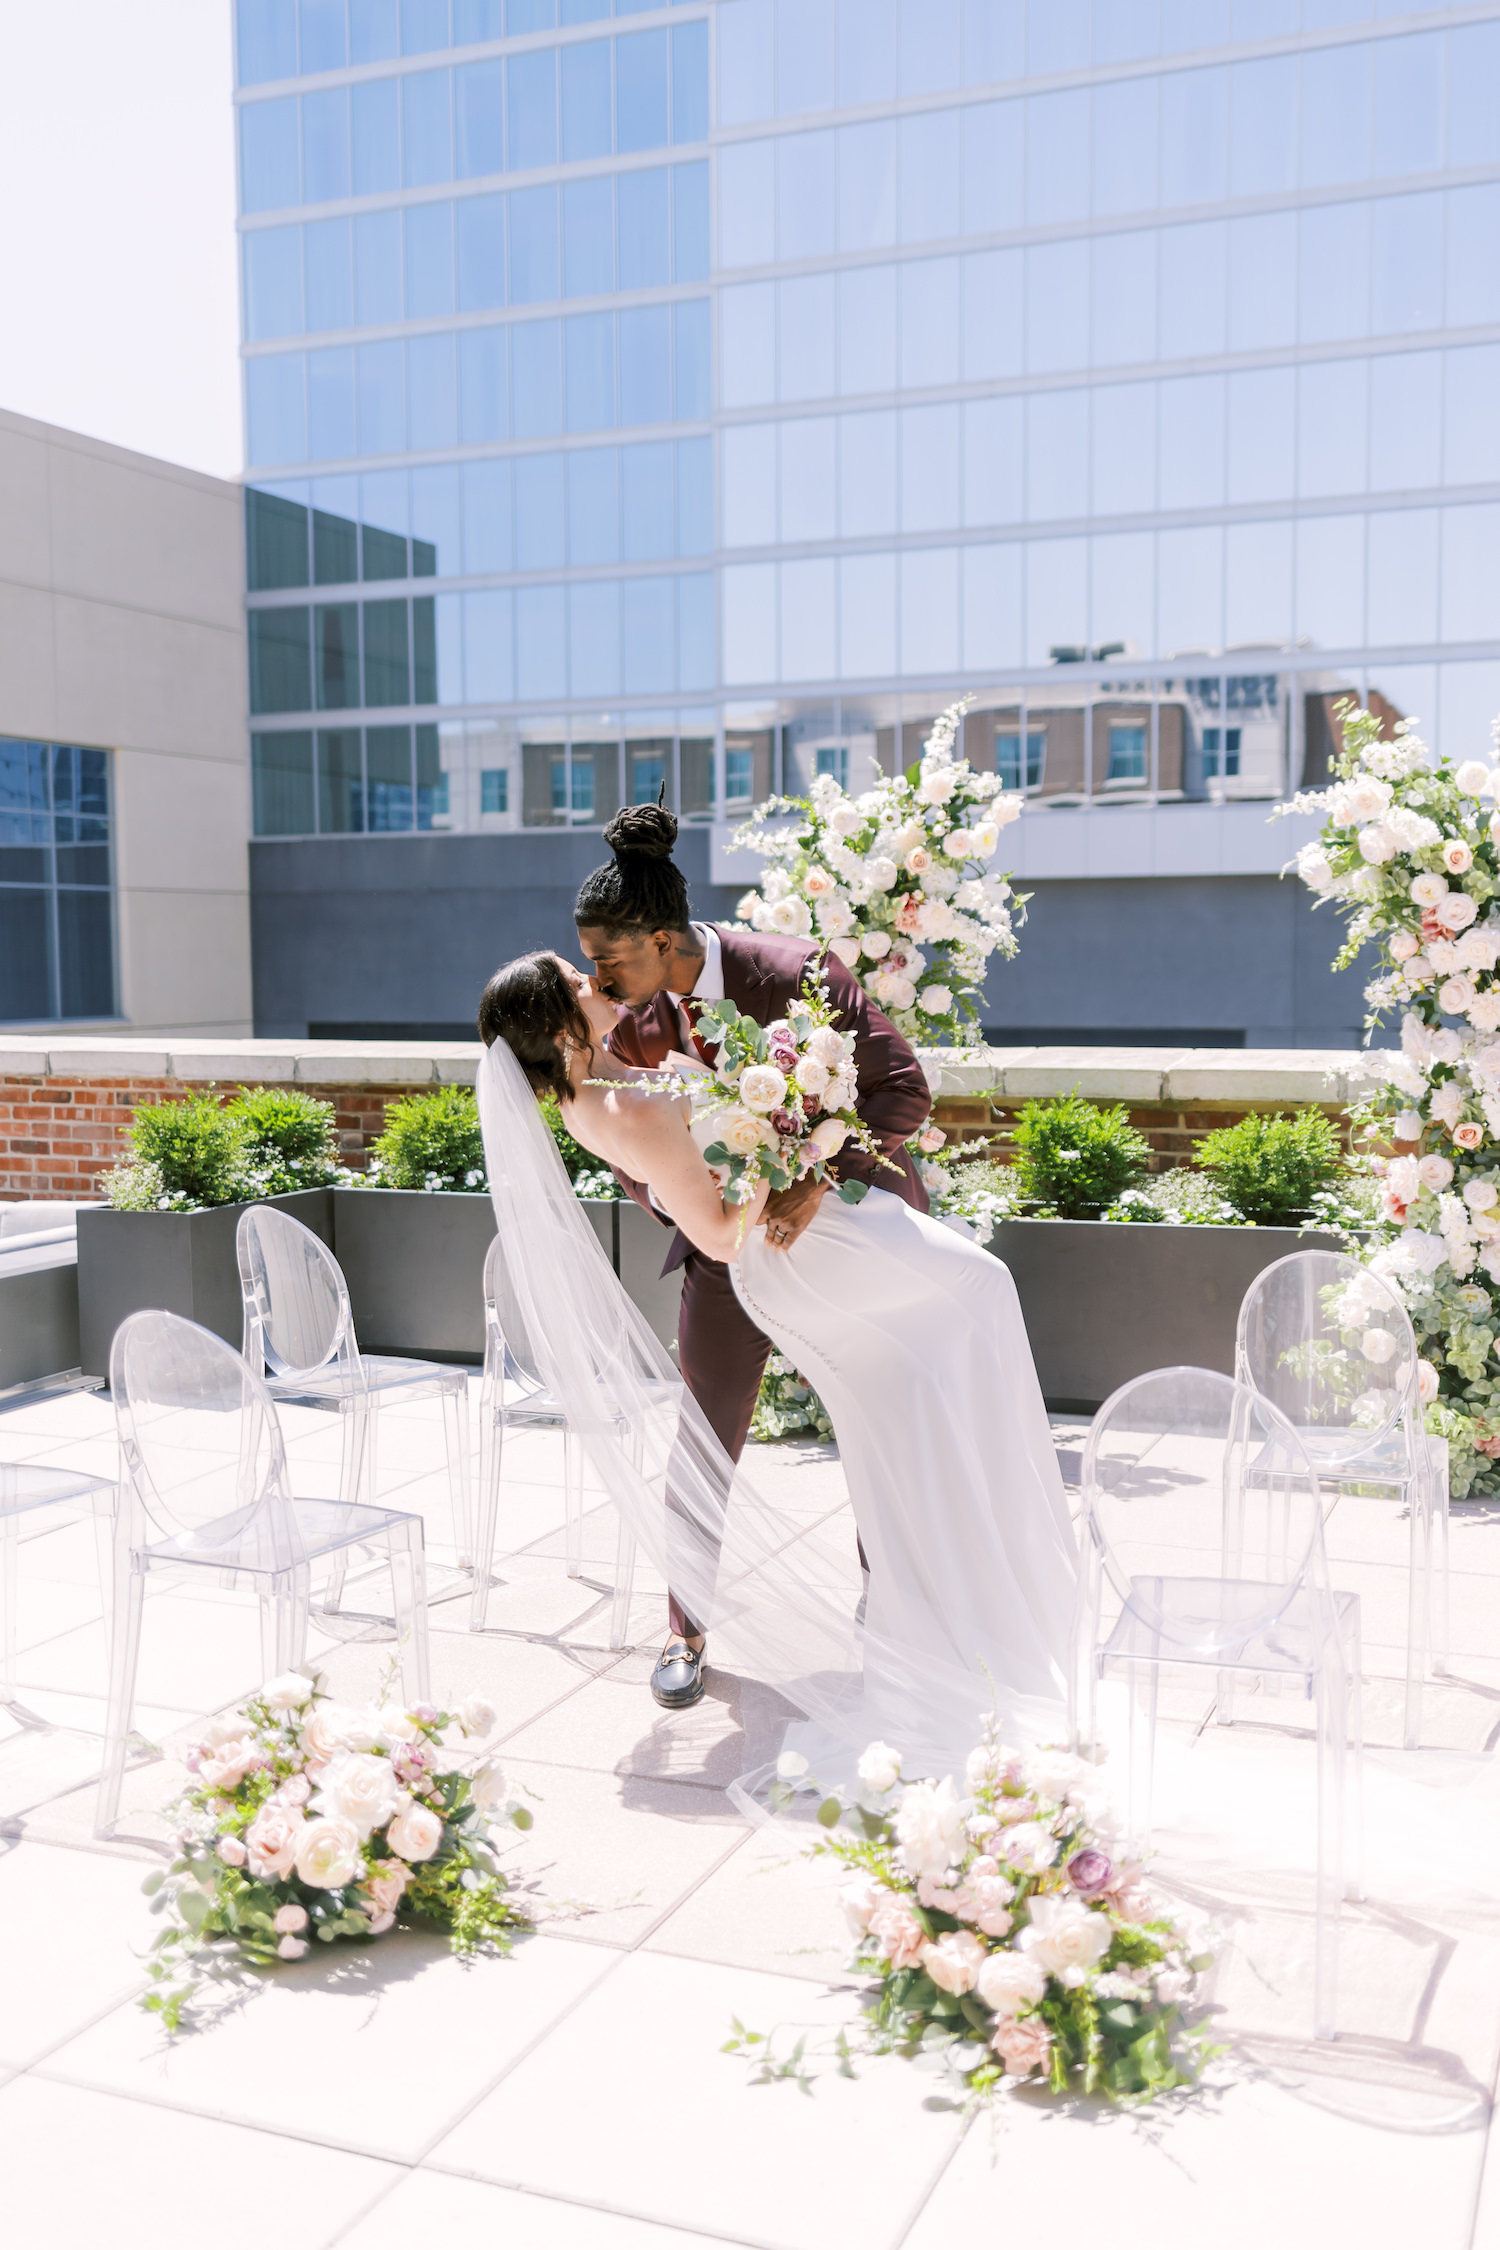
[143,1671,532,2028]
[730,1726,1213,2105]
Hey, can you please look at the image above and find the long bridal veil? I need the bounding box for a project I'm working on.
[476,1036,1054,1795]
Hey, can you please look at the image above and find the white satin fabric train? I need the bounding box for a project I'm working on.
[733,1191,1077,1778]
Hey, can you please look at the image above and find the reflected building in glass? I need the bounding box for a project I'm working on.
[239,0,1500,1043]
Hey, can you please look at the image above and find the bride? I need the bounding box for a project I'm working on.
[476,948,1077,1786]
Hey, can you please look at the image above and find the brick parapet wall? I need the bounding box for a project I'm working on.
[929,1094,1353,1171]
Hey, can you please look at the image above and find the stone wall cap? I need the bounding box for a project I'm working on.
[1162,1049,1361,1103]
[998,1048,1182,1099]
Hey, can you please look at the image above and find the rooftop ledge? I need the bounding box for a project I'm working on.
[0,1035,1384,1107]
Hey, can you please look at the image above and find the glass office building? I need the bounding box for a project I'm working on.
[237,0,1500,1037]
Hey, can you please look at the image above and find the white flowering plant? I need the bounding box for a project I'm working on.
[728,1724,1214,2105]
[731,699,1024,1047]
[907,1127,1020,1246]
[751,1351,835,1443]
[1278,699,1500,1493]
[142,1671,532,2030]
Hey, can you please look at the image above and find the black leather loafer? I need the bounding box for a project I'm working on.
[651,1637,706,1710]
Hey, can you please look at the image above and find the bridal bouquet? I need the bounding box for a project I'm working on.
[731,698,1024,1046]
[1277,698,1500,1494]
[738,1724,1213,2104]
[142,1671,532,2028]
[683,967,900,1222]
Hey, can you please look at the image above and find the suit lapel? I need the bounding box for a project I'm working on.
[716,926,779,1018]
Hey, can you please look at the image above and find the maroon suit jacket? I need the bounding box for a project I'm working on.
[605,926,933,1274]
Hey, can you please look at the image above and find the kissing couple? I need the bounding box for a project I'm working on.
[475,804,1076,1789]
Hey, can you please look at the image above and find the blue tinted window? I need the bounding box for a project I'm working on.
[671,20,708,142]
[354,209,403,323]
[245,228,304,341]
[411,463,462,573]
[405,202,454,317]
[455,57,505,175]
[623,441,673,559]
[239,0,298,84]
[568,447,619,563]
[247,487,311,589]
[315,601,361,708]
[305,219,352,331]
[566,311,615,429]
[676,434,712,553]
[673,299,710,418]
[561,40,613,160]
[617,30,669,153]
[366,724,414,828]
[459,326,508,439]
[407,333,458,447]
[515,586,566,700]
[403,69,453,186]
[508,49,558,170]
[463,458,512,569]
[456,193,506,309]
[247,354,308,464]
[250,609,313,713]
[509,185,560,302]
[454,0,505,33]
[514,453,566,569]
[351,79,400,194]
[620,304,671,424]
[301,89,350,203]
[309,345,357,455]
[349,0,399,62]
[509,0,555,26]
[678,571,713,692]
[561,0,607,18]
[512,318,563,435]
[672,161,709,281]
[317,728,365,831]
[358,339,406,452]
[312,476,359,579]
[402,0,449,51]
[622,578,673,694]
[299,0,346,71]
[241,99,300,214]
[253,730,315,835]
[619,168,670,289]
[480,768,509,813]
[563,177,614,295]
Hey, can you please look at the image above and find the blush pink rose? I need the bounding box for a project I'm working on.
[385,1803,442,1862]
[867,1898,927,1969]
[991,2014,1053,2078]
[197,1737,259,1793]
[1454,1122,1485,1150]
[216,1834,247,1867]
[245,1800,305,1882]
[921,1929,988,1995]
[364,1863,410,1916]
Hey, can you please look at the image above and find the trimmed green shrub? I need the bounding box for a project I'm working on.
[1009,1092,1151,1219]
[228,1086,342,1197]
[1194,1109,1346,1225]
[368,1085,486,1193]
[103,1090,249,1211]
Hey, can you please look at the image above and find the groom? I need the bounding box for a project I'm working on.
[574,808,932,1710]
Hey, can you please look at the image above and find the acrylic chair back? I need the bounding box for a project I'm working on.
[482,1227,552,1396]
[110,1309,299,1565]
[1079,1364,1327,1659]
[1235,1249,1416,1468]
[237,1205,356,1382]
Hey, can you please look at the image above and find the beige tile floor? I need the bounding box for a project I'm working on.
[1,1382,1499,2250]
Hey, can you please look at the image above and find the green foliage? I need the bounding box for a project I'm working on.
[751,1351,834,1442]
[1105,1169,1243,1227]
[1009,1093,1151,1219]
[227,1085,342,1197]
[112,1089,249,1209]
[540,1092,622,1201]
[368,1085,486,1193]
[1195,1108,1346,1225]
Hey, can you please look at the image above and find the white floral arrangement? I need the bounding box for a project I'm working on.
[1278,698,1500,1493]
[751,1351,835,1443]
[907,1126,1019,1246]
[143,1671,531,2029]
[730,699,1024,1047]
[727,1724,1213,2104]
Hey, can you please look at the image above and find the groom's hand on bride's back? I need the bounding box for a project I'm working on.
[762,1173,827,1250]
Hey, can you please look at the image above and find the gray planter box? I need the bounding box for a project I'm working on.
[986,1218,1343,1414]
[0,1255,81,1391]
[77,1189,335,1379]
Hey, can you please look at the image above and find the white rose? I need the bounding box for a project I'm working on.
[1392,1110,1424,1139]
[767,894,813,936]
[1445,839,1475,875]
[1464,1179,1499,1210]
[828,936,862,967]
[840,1873,890,1935]
[260,1673,315,1712]
[816,899,854,937]
[894,1776,968,1879]
[803,865,836,897]
[1419,1153,1455,1189]
[830,804,864,838]
[1026,1749,1087,1802]
[861,930,892,959]
[808,1118,848,1160]
[735,890,761,921]
[921,1929,989,1995]
[805,1026,846,1069]
[1389,930,1421,961]
[794,1056,831,1098]
[1347,776,1392,821]
[301,1703,380,1763]
[470,1760,510,1813]
[857,1740,902,1792]
[874,971,917,1010]
[1417,1360,1440,1403]
[386,1803,443,1861]
[293,1816,363,1890]
[1018,1894,1113,1983]
[1361,1327,1398,1364]
[1299,852,1334,891]
[313,1750,401,1838]
[1456,760,1492,795]
[376,1703,423,1744]
[975,1952,1048,2018]
[1358,825,1397,864]
[1411,873,1449,908]
[740,1065,788,1113]
[455,1694,497,1740]
[720,1107,774,1156]
[198,1711,253,1752]
[918,986,952,1015]
[1440,975,1477,1015]
[1429,1082,1465,1126]
[1432,1026,1463,1062]
[865,856,899,892]
[999,1821,1058,1875]
[942,828,974,858]
[1437,892,1480,933]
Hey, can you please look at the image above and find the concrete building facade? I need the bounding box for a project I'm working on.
[0,408,253,1036]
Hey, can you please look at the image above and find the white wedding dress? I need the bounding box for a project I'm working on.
[476,1037,1076,1794]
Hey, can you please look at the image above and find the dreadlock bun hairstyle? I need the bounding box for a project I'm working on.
[477,950,592,1103]
[573,802,691,938]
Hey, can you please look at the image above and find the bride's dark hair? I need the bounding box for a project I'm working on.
[477,951,592,1103]
[574,803,690,938]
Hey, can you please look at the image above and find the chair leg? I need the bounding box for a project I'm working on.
[1313,1636,1349,2042]
[0,1511,17,1705]
[442,1381,473,1571]
[278,1565,311,1673]
[564,1426,582,1578]
[389,1525,431,1702]
[1430,1441,1451,1676]
[96,1564,144,1838]
[1345,1604,1365,1905]
[1125,1656,1159,1859]
[609,1520,637,1650]
[470,1409,503,1633]
[1403,1467,1429,1752]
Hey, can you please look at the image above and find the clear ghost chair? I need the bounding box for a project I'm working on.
[474,1227,639,1641]
[237,1205,471,1606]
[100,1309,429,1836]
[1235,1249,1447,1750]
[1,1464,117,1705]
[1071,1365,1362,2041]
